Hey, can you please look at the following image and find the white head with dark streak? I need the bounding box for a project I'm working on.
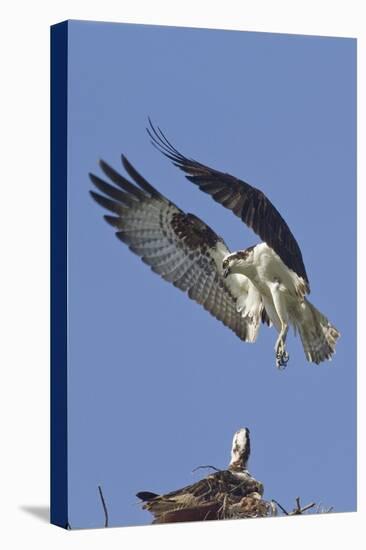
[229,428,251,471]
[222,247,256,278]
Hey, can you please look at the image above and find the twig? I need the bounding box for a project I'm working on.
[271,499,289,515]
[316,502,334,514]
[289,497,316,515]
[271,497,319,517]
[98,485,109,527]
[298,502,316,514]
[192,464,221,473]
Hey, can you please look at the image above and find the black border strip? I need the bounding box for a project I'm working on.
[50,20,68,529]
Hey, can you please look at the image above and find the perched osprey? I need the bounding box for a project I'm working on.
[136,428,271,523]
[90,122,340,368]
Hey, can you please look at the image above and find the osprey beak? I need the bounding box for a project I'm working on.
[223,267,231,278]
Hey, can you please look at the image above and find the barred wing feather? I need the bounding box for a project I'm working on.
[89,156,258,342]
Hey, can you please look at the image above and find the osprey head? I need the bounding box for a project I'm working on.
[222,247,255,278]
[229,427,251,471]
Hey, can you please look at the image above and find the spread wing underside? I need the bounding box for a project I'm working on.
[90,156,259,342]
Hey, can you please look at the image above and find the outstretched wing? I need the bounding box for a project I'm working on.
[147,120,310,293]
[89,156,260,342]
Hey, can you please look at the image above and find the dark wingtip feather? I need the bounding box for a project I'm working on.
[98,158,111,174]
[89,190,123,214]
[146,119,188,163]
[121,154,163,198]
[136,491,159,502]
[104,215,121,228]
[89,189,100,202]
[89,172,101,185]
[120,154,130,170]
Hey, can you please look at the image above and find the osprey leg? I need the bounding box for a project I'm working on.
[275,323,289,369]
[269,281,290,368]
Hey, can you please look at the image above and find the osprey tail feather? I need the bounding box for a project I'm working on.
[296,299,340,364]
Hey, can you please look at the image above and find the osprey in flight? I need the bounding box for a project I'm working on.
[136,428,271,523]
[90,122,340,368]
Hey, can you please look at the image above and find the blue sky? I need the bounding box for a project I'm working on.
[66,20,356,528]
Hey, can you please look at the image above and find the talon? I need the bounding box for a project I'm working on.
[275,350,289,369]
